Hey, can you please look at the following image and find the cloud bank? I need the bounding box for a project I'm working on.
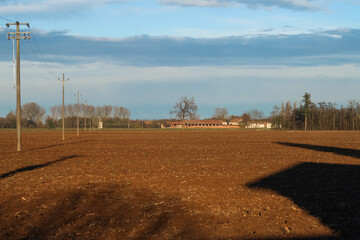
[0,0,325,14]
[1,28,359,67]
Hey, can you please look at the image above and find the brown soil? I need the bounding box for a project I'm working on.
[0,130,359,240]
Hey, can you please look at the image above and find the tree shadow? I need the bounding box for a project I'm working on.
[28,140,94,151]
[0,183,203,240]
[247,162,360,239]
[0,155,80,180]
[200,236,341,240]
[275,142,360,159]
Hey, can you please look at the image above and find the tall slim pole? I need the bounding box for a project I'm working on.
[84,100,87,132]
[89,107,93,133]
[7,21,30,152]
[75,91,81,136]
[16,24,21,151]
[58,73,69,141]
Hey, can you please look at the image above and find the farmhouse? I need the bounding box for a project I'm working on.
[246,120,272,129]
[229,118,243,126]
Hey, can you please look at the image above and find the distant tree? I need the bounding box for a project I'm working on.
[45,115,57,128]
[213,108,229,120]
[170,96,198,121]
[347,100,360,130]
[270,105,283,129]
[246,109,264,120]
[50,105,62,120]
[87,105,95,129]
[22,102,46,124]
[123,108,131,119]
[114,106,131,119]
[103,105,113,118]
[87,105,95,119]
[301,92,312,131]
[95,106,105,118]
[5,111,16,128]
[192,114,201,120]
[240,113,250,126]
[66,104,76,117]
[0,117,5,128]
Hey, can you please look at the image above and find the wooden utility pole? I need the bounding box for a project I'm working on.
[6,21,30,152]
[84,100,87,132]
[89,107,93,133]
[89,114,92,132]
[75,91,81,136]
[58,73,69,141]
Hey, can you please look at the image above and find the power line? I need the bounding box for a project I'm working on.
[0,15,15,23]
[23,40,58,79]
[28,28,59,78]
[20,44,54,82]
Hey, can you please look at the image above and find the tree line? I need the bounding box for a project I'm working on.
[271,93,360,130]
[0,102,132,129]
[2,94,359,130]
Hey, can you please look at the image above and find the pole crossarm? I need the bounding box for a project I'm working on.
[8,32,31,40]
[6,22,30,27]
[7,22,31,40]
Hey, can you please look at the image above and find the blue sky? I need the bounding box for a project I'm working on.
[0,0,360,119]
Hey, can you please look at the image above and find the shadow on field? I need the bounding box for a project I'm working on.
[0,183,203,240]
[28,140,94,151]
[247,162,360,239]
[234,236,342,240]
[275,142,360,159]
[0,155,80,180]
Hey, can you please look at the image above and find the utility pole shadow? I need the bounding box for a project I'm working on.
[275,142,360,159]
[0,155,81,179]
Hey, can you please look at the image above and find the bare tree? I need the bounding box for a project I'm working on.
[79,103,86,117]
[95,106,105,118]
[213,108,229,120]
[192,114,201,120]
[66,104,76,117]
[113,106,121,118]
[5,111,17,128]
[103,105,113,118]
[170,96,198,121]
[50,105,62,120]
[123,107,131,119]
[22,102,46,123]
[246,109,264,120]
[347,100,360,130]
[114,106,131,119]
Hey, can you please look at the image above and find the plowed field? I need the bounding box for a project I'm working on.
[0,130,359,240]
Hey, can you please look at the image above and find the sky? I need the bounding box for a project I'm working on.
[0,0,360,119]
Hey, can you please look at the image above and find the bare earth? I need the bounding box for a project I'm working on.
[0,130,359,240]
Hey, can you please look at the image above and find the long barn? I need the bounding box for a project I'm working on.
[165,120,229,128]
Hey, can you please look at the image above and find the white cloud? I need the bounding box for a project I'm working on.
[159,0,324,11]
[0,0,131,14]
[159,0,236,7]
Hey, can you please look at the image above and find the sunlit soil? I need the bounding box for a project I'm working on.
[1,130,359,239]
